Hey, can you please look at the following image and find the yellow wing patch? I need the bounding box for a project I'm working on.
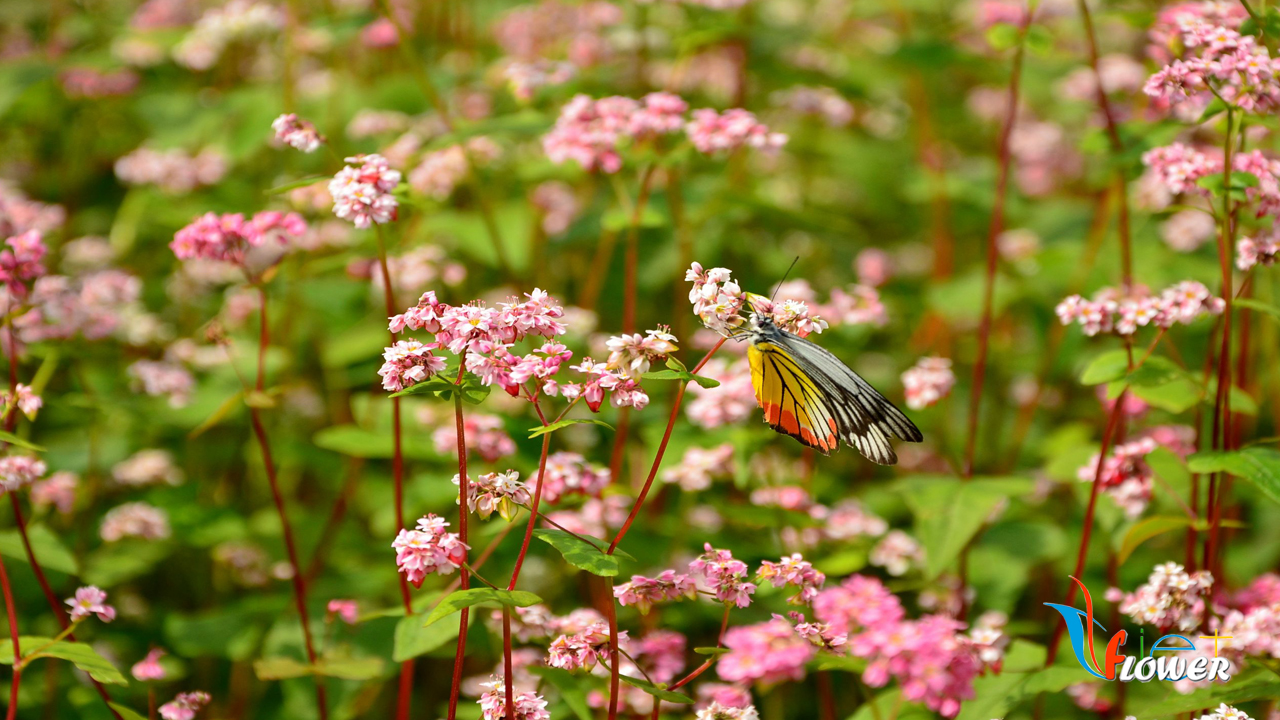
[748,342,840,455]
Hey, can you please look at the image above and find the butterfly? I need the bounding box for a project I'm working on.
[739,305,923,465]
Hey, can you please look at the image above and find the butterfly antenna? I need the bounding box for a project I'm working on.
[769,257,801,304]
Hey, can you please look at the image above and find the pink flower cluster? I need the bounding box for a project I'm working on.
[717,616,814,684]
[1119,562,1213,632]
[1144,22,1280,113]
[456,470,530,521]
[1216,601,1280,662]
[505,60,576,101]
[1195,706,1255,720]
[614,570,697,614]
[429,412,517,462]
[869,530,924,576]
[0,230,47,299]
[663,443,734,491]
[59,68,139,98]
[686,108,788,155]
[114,147,227,193]
[132,648,167,681]
[697,703,760,720]
[14,269,148,344]
[1147,2,1247,65]
[271,113,324,153]
[901,356,955,411]
[378,340,447,392]
[327,599,359,625]
[531,181,581,236]
[543,93,688,173]
[605,327,679,377]
[686,359,756,429]
[1,383,41,420]
[408,137,501,200]
[31,471,77,514]
[690,543,757,608]
[756,554,826,605]
[1143,143,1280,216]
[0,455,47,493]
[1056,281,1223,337]
[477,676,550,720]
[686,263,746,335]
[547,620,621,671]
[1237,230,1280,270]
[329,154,400,228]
[128,360,195,408]
[66,586,116,622]
[158,691,211,720]
[100,502,170,541]
[391,514,468,587]
[541,451,609,503]
[492,0,622,65]
[1078,436,1163,518]
[171,211,306,265]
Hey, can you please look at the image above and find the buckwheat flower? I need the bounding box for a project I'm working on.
[1119,562,1213,632]
[378,339,447,392]
[718,616,814,684]
[663,443,734,491]
[456,470,530,521]
[606,326,678,377]
[115,147,227,193]
[572,357,650,411]
[1065,682,1112,712]
[813,575,905,638]
[1230,573,1280,611]
[784,611,848,653]
[968,624,1009,671]
[330,154,400,228]
[869,530,924,576]
[695,684,753,711]
[541,451,608,503]
[686,108,787,154]
[66,586,116,622]
[531,181,581,236]
[855,248,893,286]
[101,502,171,542]
[505,59,576,101]
[430,413,517,462]
[132,648,167,681]
[1215,604,1280,661]
[271,113,324,153]
[158,691,211,720]
[128,360,194,408]
[686,358,755,429]
[757,554,826,605]
[0,383,41,420]
[1078,437,1159,518]
[547,621,620,671]
[0,455,46,493]
[392,513,468,588]
[0,230,47,299]
[543,94,638,172]
[170,211,305,265]
[614,570,697,614]
[1162,209,1216,252]
[747,295,828,337]
[112,449,183,487]
[628,92,689,136]
[689,543,756,608]
[686,262,746,335]
[327,599,359,625]
[31,471,76,514]
[409,138,501,200]
[823,499,888,541]
[1238,231,1280,270]
[901,356,955,410]
[697,703,761,720]
[852,614,979,717]
[1197,705,1254,720]
[477,676,550,720]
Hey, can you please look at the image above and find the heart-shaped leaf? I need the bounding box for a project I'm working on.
[423,588,543,628]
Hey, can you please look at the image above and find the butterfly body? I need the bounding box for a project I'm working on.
[743,314,923,465]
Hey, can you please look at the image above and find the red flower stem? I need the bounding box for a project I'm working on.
[249,290,327,720]
[1045,388,1129,665]
[3,320,122,720]
[446,360,472,720]
[502,606,515,720]
[375,224,416,720]
[2,552,20,720]
[605,579,623,720]
[607,337,726,555]
[501,429,552,718]
[1205,108,1238,577]
[963,2,1034,479]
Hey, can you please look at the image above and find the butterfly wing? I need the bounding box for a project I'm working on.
[747,341,842,455]
[749,330,922,465]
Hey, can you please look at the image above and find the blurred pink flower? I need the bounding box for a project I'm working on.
[1119,562,1213,632]
[66,586,116,622]
[0,382,41,419]
[690,544,756,608]
[614,570,697,614]
[327,599,359,625]
[115,147,227,193]
[0,455,46,493]
[158,691,211,720]
[128,360,194,408]
[272,113,324,153]
[686,108,787,154]
[901,356,954,410]
[717,616,814,684]
[132,648,167,681]
[757,553,825,605]
[101,502,171,542]
[30,471,76,514]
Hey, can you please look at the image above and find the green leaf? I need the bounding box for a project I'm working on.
[532,529,631,577]
[188,391,244,439]
[0,430,45,452]
[312,424,436,460]
[108,703,149,720]
[529,666,594,720]
[1080,350,1129,385]
[1129,668,1280,717]
[901,476,1035,579]
[602,206,667,232]
[0,524,79,575]
[528,418,614,438]
[1024,24,1053,55]
[617,674,694,703]
[1188,447,1280,505]
[956,666,1093,720]
[265,175,328,195]
[1116,515,1195,563]
[0,637,128,685]
[315,655,384,680]
[253,656,311,680]
[1236,297,1280,321]
[693,647,730,656]
[82,540,173,587]
[423,588,543,628]
[642,367,720,389]
[390,373,492,404]
[393,613,461,661]
[985,22,1020,50]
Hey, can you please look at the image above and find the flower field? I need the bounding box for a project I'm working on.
[2,0,1280,719]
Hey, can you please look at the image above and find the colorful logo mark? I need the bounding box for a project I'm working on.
[1043,576,1232,684]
